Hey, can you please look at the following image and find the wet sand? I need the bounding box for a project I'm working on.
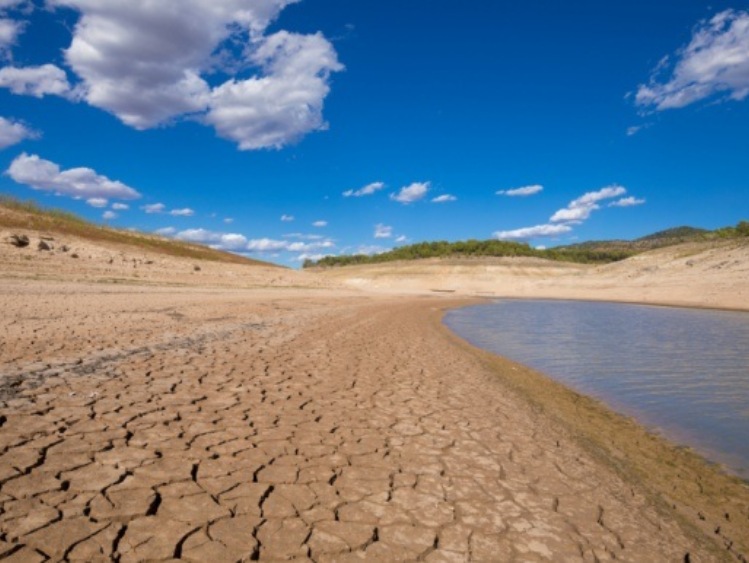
[1,279,747,561]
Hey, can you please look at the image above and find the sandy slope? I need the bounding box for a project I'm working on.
[315,239,749,311]
[1,229,748,560]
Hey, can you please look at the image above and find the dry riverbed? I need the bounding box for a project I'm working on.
[1,280,747,561]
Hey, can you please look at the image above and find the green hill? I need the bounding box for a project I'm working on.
[305,221,749,269]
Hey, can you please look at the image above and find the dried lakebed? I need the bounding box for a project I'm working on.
[0,283,747,560]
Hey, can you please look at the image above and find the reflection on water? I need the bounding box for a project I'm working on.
[444,300,749,478]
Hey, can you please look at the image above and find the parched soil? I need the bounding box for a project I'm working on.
[1,282,745,561]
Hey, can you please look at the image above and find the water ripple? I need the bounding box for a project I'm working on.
[445,299,749,478]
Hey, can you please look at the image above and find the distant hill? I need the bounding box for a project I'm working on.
[637,226,709,242]
[0,196,273,267]
[305,221,749,269]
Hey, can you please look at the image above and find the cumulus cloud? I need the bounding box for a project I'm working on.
[112,202,129,210]
[374,223,392,238]
[246,237,290,252]
[0,115,37,149]
[312,220,327,227]
[175,228,249,251]
[102,210,117,220]
[343,181,385,197]
[636,9,749,110]
[155,226,176,236]
[390,181,429,204]
[169,208,194,217]
[86,197,107,208]
[609,196,646,207]
[141,203,165,214]
[0,1,342,149]
[494,223,573,240]
[496,184,543,197]
[6,153,141,201]
[0,17,21,57]
[0,64,73,98]
[431,194,456,203]
[550,185,626,223]
[395,235,407,243]
[223,217,233,223]
[205,30,343,150]
[281,214,294,222]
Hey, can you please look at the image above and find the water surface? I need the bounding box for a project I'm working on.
[444,299,749,478]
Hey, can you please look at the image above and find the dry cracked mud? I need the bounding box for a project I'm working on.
[0,282,741,561]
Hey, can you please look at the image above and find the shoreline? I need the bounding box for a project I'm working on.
[432,298,749,559]
[1,279,747,560]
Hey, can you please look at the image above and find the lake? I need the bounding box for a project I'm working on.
[444,299,749,479]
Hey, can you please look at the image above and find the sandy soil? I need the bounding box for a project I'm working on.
[1,229,748,561]
[316,239,749,311]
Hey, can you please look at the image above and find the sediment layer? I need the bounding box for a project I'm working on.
[1,281,746,561]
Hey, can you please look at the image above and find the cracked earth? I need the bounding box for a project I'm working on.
[0,282,732,561]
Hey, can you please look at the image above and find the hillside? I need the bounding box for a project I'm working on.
[314,238,749,311]
[0,198,332,289]
[305,221,749,269]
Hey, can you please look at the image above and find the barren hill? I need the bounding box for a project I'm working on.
[0,200,332,289]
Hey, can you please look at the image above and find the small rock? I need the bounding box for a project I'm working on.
[686,260,695,267]
[71,253,79,259]
[9,234,30,247]
[194,265,201,271]
[38,240,53,251]
[60,245,70,252]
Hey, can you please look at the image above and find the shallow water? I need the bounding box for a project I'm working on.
[444,299,749,479]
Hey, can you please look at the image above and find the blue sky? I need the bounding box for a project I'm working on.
[1,1,748,267]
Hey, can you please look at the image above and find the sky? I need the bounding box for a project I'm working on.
[1,0,748,267]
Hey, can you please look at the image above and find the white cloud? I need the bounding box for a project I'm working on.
[6,153,141,201]
[0,115,37,149]
[550,185,627,223]
[312,220,327,227]
[343,181,385,197]
[431,194,456,203]
[9,1,341,149]
[175,228,249,251]
[609,196,646,207]
[0,17,21,56]
[286,240,334,252]
[636,9,749,110]
[245,237,291,252]
[112,202,129,210]
[155,226,176,236]
[0,64,73,98]
[395,235,407,243]
[374,223,392,238]
[497,184,543,197]
[169,207,194,217]
[295,252,330,262]
[102,210,117,220]
[86,197,107,208]
[205,30,343,150]
[223,217,233,224]
[626,124,652,137]
[494,223,573,240]
[281,214,294,222]
[141,203,165,214]
[283,233,324,240]
[390,181,429,204]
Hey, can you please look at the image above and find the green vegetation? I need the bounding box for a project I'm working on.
[304,220,749,269]
[0,196,270,267]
